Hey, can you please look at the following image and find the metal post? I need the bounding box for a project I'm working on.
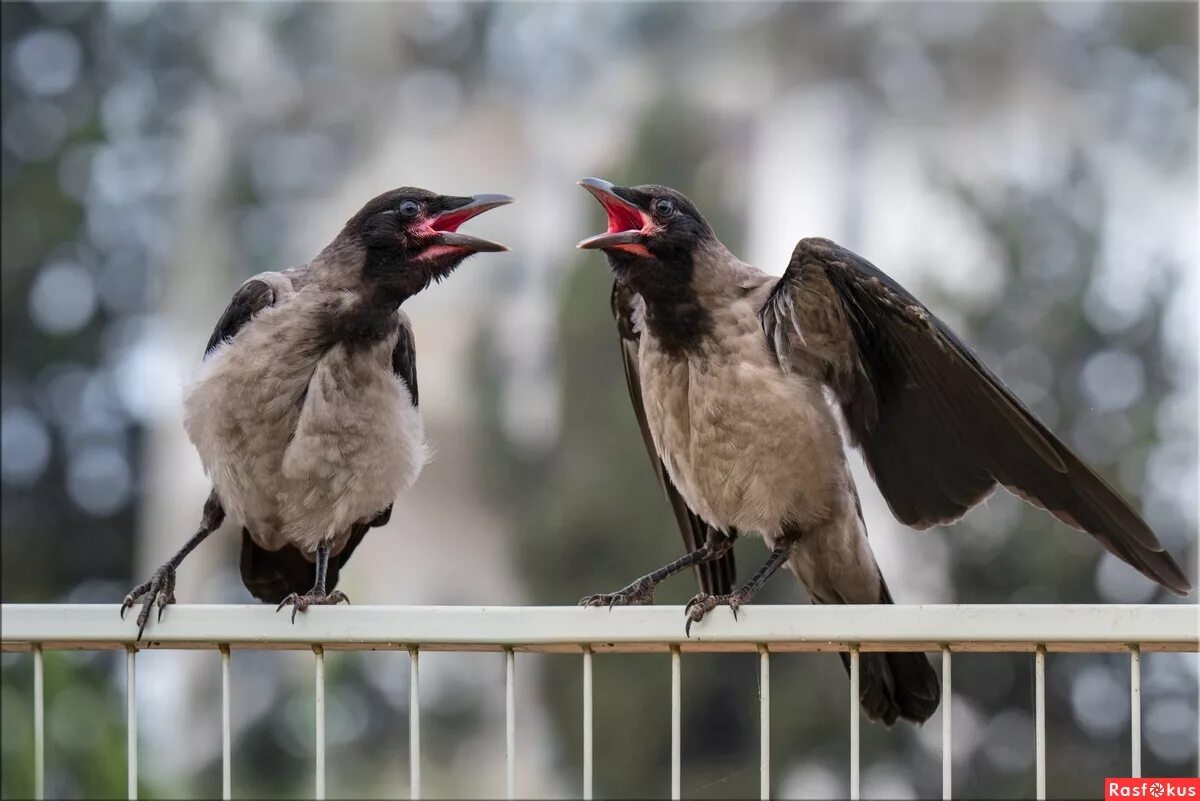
[942,647,951,801]
[759,645,770,800]
[671,646,681,800]
[126,647,137,800]
[582,647,593,800]
[314,646,325,801]
[1130,646,1141,778]
[505,648,516,800]
[220,646,231,800]
[849,647,859,801]
[33,644,44,800]
[1035,646,1046,800]
[410,647,421,800]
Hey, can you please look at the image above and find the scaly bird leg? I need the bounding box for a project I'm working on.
[580,529,735,607]
[276,541,349,623]
[685,544,789,636]
[121,490,225,640]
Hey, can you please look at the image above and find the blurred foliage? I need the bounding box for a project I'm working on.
[2,1,1197,799]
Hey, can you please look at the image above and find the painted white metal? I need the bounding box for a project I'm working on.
[505,648,515,800]
[4,605,1194,652]
[849,647,859,801]
[759,645,770,800]
[1130,646,1141,778]
[314,646,326,801]
[1035,647,1046,800]
[670,646,681,800]
[220,646,231,800]
[33,644,44,800]
[941,647,951,801]
[582,648,593,800]
[126,647,137,800]
[410,647,420,800]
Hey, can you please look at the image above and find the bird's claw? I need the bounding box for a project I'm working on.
[683,591,746,637]
[119,564,177,641]
[276,589,349,623]
[578,577,656,608]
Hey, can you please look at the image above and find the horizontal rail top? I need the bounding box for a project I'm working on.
[1,604,1196,652]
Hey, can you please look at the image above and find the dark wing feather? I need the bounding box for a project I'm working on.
[612,282,736,595]
[761,237,1190,596]
[391,316,419,407]
[204,278,277,358]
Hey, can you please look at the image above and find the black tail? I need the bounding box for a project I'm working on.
[238,524,369,604]
[835,578,941,726]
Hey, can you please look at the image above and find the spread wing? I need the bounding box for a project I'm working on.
[760,237,1190,596]
[613,282,736,595]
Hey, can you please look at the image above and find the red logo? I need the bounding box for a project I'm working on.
[1106,779,1200,799]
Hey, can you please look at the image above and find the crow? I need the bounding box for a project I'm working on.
[576,177,1190,726]
[120,188,512,638]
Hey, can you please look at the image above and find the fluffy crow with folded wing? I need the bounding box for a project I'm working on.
[121,188,512,638]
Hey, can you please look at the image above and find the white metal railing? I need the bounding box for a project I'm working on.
[2,603,1196,799]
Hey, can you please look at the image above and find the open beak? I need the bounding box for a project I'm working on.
[577,178,650,250]
[429,193,513,253]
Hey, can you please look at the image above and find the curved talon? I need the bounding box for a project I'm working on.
[578,578,656,608]
[120,567,176,641]
[276,589,349,623]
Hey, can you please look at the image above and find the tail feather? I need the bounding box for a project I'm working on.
[238,510,386,603]
[827,575,940,726]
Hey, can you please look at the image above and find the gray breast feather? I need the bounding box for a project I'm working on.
[184,289,426,555]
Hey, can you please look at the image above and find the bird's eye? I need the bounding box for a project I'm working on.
[653,198,675,217]
[398,200,421,217]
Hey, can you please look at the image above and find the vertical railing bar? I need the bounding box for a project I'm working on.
[126,646,137,800]
[1130,645,1141,778]
[759,645,770,801]
[671,646,681,801]
[314,645,326,801]
[33,644,44,800]
[410,646,421,800]
[505,648,516,800]
[220,645,231,800]
[849,646,860,801]
[582,647,593,800]
[1035,646,1046,800]
[941,647,951,801]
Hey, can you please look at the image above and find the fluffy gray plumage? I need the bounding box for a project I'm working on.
[121,187,510,635]
[185,261,426,558]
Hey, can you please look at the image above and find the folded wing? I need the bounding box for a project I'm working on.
[613,282,736,595]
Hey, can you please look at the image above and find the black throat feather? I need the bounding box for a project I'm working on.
[612,251,713,356]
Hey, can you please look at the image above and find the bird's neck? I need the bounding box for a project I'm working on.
[623,268,714,357]
[322,282,407,348]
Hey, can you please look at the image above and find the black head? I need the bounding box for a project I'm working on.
[346,186,512,293]
[577,178,717,354]
[576,178,714,273]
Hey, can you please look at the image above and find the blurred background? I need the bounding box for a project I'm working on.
[1,1,1197,798]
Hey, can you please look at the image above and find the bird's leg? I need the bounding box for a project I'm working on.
[276,541,349,623]
[685,544,789,636]
[580,530,735,607]
[121,490,225,640]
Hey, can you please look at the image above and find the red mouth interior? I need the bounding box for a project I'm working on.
[599,195,646,233]
[430,206,483,233]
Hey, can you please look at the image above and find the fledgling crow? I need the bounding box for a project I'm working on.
[576,177,1191,726]
[120,188,512,638]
